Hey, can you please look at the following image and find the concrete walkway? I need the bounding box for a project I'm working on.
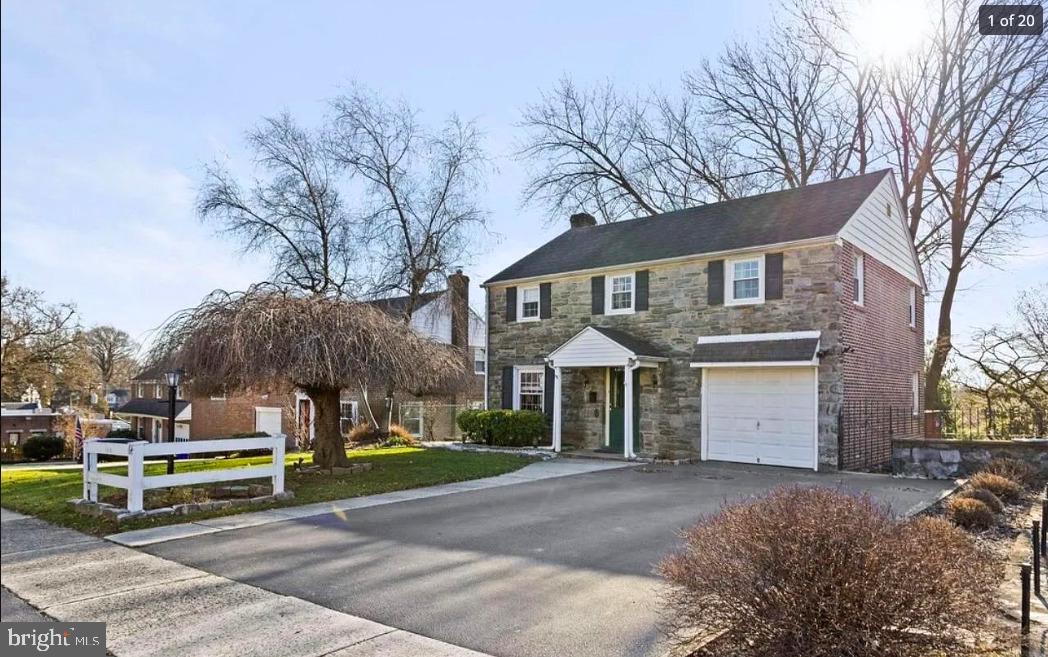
[107,459,632,547]
[0,507,492,657]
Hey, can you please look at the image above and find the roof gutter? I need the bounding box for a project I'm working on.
[482,235,837,288]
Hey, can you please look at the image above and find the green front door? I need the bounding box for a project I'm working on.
[607,368,641,453]
[608,369,625,451]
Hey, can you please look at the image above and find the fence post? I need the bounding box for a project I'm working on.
[127,442,145,513]
[1021,562,1032,657]
[1042,499,1047,557]
[1035,521,1042,596]
[272,436,285,496]
[82,445,97,502]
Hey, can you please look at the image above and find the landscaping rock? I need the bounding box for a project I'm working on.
[273,491,295,501]
[248,484,269,496]
[228,486,251,498]
[116,511,144,522]
[249,496,270,505]
[210,500,233,510]
[143,507,174,517]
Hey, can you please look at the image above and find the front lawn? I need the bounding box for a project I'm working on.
[0,447,533,535]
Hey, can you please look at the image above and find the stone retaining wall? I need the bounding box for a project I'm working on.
[892,438,1048,479]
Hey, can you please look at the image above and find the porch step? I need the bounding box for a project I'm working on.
[558,449,636,462]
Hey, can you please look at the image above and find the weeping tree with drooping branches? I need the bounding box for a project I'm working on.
[149,286,471,468]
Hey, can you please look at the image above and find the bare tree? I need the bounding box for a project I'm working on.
[199,113,356,296]
[151,287,471,468]
[84,326,138,394]
[0,276,80,403]
[328,87,487,317]
[955,285,1047,411]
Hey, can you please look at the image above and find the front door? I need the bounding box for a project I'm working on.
[608,369,625,451]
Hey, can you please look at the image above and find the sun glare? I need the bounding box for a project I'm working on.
[848,0,934,65]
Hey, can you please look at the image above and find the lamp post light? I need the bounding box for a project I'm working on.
[163,367,184,475]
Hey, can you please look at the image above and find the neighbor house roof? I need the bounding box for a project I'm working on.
[368,290,446,318]
[114,398,190,419]
[485,170,891,284]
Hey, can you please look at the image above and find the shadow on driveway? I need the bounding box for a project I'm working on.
[145,462,954,657]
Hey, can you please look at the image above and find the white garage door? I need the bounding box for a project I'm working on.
[703,367,817,469]
[254,407,283,436]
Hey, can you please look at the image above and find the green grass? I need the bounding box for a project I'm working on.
[0,447,534,535]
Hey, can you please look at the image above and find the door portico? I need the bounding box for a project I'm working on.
[546,326,666,458]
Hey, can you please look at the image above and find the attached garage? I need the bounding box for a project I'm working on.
[692,331,821,471]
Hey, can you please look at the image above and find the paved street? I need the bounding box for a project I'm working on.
[145,461,954,657]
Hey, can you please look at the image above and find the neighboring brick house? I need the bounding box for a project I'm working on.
[116,366,192,442]
[483,170,925,469]
[1,402,66,453]
[118,271,485,443]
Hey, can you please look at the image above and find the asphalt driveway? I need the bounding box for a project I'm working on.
[145,461,954,657]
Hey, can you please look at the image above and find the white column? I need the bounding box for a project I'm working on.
[623,363,635,459]
[127,441,145,513]
[552,367,563,452]
[82,446,96,502]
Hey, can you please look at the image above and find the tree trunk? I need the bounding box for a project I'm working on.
[925,248,962,412]
[306,387,350,468]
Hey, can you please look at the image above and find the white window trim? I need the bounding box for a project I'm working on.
[517,285,541,322]
[605,272,636,315]
[853,253,865,306]
[725,255,765,306]
[513,365,545,412]
[911,373,920,415]
[473,347,487,375]
[908,286,917,328]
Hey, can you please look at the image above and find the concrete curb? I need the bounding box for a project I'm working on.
[106,459,634,547]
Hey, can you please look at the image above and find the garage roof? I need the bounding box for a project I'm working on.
[691,331,821,367]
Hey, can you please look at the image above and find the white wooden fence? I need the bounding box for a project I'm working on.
[82,436,285,513]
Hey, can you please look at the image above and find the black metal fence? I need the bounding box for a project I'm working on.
[837,402,921,472]
[838,400,1046,473]
[931,404,1046,441]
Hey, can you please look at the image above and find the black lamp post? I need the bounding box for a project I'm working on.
[163,367,184,475]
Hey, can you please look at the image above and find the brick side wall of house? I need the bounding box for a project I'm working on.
[838,240,925,434]
[0,414,61,446]
[189,392,298,440]
[486,242,846,463]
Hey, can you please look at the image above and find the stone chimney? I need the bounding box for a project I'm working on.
[447,269,470,349]
[570,212,597,229]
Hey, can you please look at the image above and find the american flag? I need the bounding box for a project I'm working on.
[74,416,84,458]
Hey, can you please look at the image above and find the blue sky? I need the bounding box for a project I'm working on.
[2,0,1044,351]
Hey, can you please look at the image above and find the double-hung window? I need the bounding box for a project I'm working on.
[473,347,487,374]
[340,401,358,434]
[853,254,865,306]
[518,286,540,321]
[726,256,763,305]
[516,367,544,412]
[607,273,635,314]
[908,286,917,328]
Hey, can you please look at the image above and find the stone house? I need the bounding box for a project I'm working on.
[483,170,925,469]
[116,271,485,444]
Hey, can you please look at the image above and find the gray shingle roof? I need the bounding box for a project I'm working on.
[367,290,445,318]
[485,170,890,284]
[115,398,189,418]
[691,338,820,364]
[589,326,667,359]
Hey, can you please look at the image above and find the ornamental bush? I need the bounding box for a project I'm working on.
[456,409,546,446]
[21,433,67,462]
[981,457,1038,488]
[945,496,996,531]
[957,487,1004,513]
[968,472,1023,503]
[657,486,1000,657]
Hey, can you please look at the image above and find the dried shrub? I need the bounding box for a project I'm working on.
[957,487,1004,513]
[968,472,1023,503]
[657,487,1000,657]
[945,496,996,530]
[347,422,380,444]
[981,457,1038,487]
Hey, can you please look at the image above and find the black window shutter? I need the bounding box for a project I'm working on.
[539,283,552,319]
[544,365,555,419]
[505,287,517,322]
[501,366,514,409]
[765,253,784,300]
[635,270,649,311]
[707,260,724,306]
[591,276,605,314]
